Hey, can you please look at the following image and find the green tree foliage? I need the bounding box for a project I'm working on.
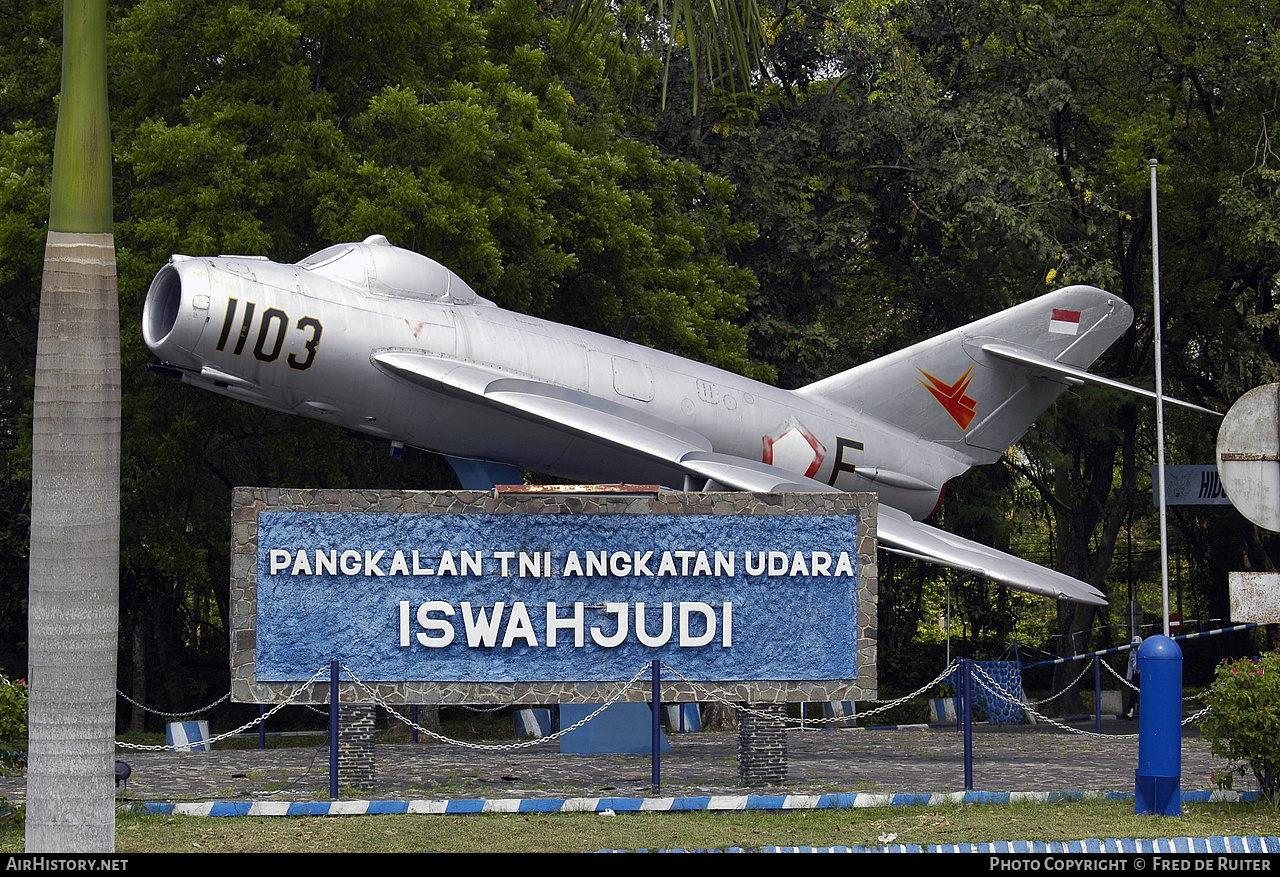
[0,123,50,675]
[658,0,1280,672]
[113,0,761,370]
[0,675,27,779]
[3,0,1280,712]
[568,0,767,114]
[0,674,24,826]
[1,0,768,718]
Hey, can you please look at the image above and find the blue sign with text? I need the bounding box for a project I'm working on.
[256,511,859,683]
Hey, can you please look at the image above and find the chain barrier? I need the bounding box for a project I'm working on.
[1097,656,1208,705]
[340,661,651,751]
[970,662,1207,739]
[1184,703,1211,724]
[116,689,231,719]
[115,686,368,723]
[1098,657,1138,692]
[953,661,1029,724]
[116,666,330,751]
[658,660,962,727]
[970,662,1139,739]
[1022,660,1095,706]
[107,655,1216,756]
[107,659,963,753]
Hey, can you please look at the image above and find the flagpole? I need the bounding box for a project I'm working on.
[1150,158,1171,637]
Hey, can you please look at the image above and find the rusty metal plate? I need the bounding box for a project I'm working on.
[1229,571,1280,623]
[493,483,662,495]
[1217,383,1280,531]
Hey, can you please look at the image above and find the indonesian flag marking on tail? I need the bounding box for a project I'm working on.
[1049,308,1082,335]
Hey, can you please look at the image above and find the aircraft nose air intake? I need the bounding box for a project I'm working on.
[142,264,182,346]
[142,260,208,370]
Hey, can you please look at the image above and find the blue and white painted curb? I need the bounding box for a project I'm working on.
[621,837,1280,853]
[133,787,1259,818]
[129,790,1277,853]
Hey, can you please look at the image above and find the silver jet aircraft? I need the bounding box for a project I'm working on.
[142,235,1208,605]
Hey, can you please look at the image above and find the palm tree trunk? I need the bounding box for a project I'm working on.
[25,233,120,853]
[25,0,119,853]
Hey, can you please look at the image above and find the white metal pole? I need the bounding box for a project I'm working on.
[946,583,952,666]
[1150,158,1171,636]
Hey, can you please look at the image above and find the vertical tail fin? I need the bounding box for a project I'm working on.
[795,286,1133,463]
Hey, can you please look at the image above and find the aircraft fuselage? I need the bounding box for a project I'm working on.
[144,246,959,519]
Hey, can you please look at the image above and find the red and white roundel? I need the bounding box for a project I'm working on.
[762,422,827,479]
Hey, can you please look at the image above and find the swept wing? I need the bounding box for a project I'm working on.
[371,350,1107,604]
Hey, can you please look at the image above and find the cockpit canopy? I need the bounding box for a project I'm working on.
[298,234,492,306]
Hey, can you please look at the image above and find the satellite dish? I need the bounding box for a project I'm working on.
[1217,383,1280,531]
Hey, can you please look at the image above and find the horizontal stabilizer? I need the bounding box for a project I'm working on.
[685,461,1107,605]
[876,506,1106,604]
[981,342,1221,417]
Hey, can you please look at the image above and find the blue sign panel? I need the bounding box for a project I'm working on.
[256,511,858,683]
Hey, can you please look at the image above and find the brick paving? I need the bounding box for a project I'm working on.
[0,716,1248,805]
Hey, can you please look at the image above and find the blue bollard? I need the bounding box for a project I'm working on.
[1134,634,1183,816]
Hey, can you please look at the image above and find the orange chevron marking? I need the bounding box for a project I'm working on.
[919,366,978,429]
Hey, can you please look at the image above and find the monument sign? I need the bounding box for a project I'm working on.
[231,488,878,706]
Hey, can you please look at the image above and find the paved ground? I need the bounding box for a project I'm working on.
[1,716,1248,805]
